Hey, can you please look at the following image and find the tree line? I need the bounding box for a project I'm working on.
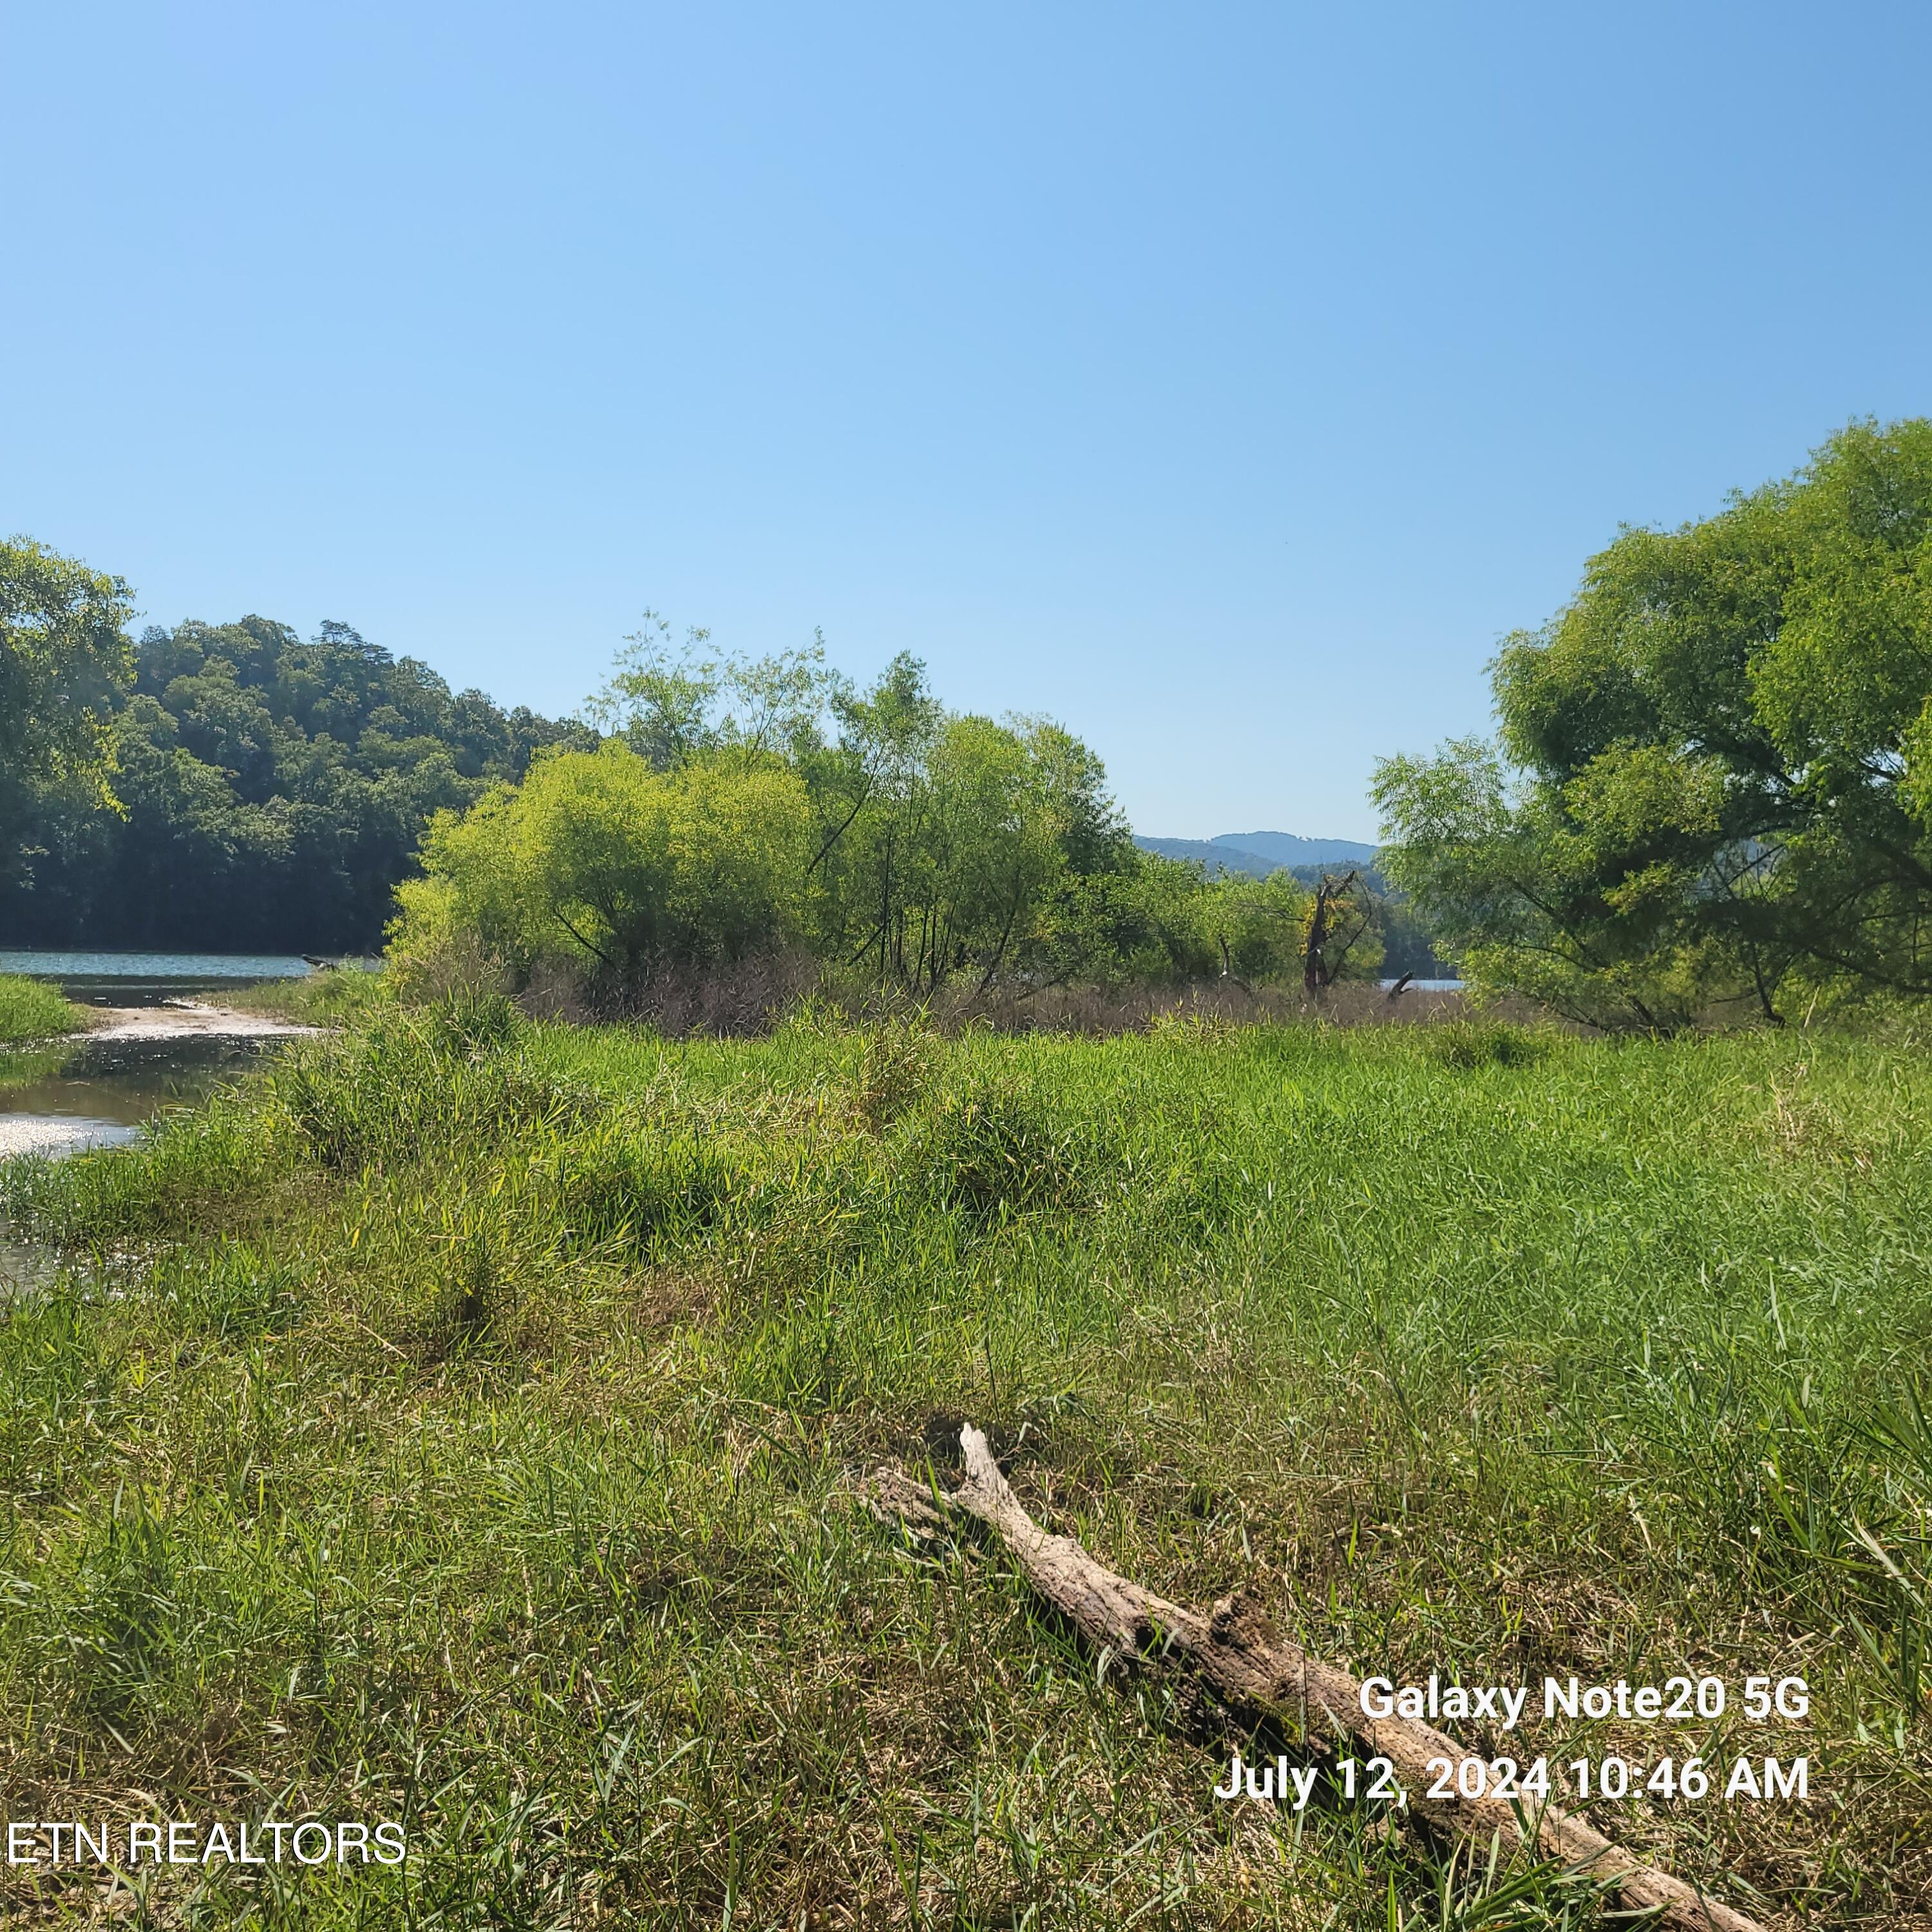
[15,419,1932,1025]
[0,564,586,952]
[391,616,1390,1000]
[1,560,1397,995]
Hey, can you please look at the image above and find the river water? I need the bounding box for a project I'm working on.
[0,1035,267,1294]
[0,948,319,1007]
[0,1032,274,1157]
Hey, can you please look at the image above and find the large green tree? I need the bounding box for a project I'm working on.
[1375,419,1932,1028]
[576,628,1147,995]
[392,743,814,990]
[0,536,134,882]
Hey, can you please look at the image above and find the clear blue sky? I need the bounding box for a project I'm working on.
[6,3,1928,840]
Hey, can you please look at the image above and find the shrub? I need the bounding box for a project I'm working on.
[389,743,813,996]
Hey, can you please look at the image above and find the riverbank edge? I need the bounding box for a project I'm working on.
[0,973,97,1048]
[62,1003,328,1043]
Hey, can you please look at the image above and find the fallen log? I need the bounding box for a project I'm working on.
[870,1425,1770,1932]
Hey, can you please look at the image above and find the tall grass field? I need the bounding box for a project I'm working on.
[1,1005,1928,1926]
[0,972,83,1044]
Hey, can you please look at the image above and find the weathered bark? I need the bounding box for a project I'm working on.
[870,1426,1770,1932]
[1303,869,1362,992]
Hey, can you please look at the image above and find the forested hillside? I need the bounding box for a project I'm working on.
[1,614,587,952]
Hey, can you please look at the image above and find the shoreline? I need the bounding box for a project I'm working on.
[68,1000,325,1043]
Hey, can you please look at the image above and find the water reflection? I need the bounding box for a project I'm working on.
[0,1032,273,1160]
[0,1236,61,1295]
[0,1116,141,1159]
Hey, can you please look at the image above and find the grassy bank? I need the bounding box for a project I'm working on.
[0,971,84,1044]
[1,1006,1928,1927]
[223,965,388,1028]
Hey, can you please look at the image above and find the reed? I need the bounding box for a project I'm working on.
[0,971,84,1045]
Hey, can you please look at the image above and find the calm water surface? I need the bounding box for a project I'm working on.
[1,951,305,1157]
[1,949,316,1006]
[2,1034,267,1130]
[0,1238,59,1295]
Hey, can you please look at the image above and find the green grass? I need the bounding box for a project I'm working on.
[0,971,84,1044]
[1,1003,1928,1927]
[0,1045,70,1097]
[223,964,388,1028]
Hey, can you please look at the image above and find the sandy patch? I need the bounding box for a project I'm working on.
[78,1001,323,1042]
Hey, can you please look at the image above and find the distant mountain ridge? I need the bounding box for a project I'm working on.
[1132,831,1451,978]
[1211,831,1378,866]
[1134,831,1378,877]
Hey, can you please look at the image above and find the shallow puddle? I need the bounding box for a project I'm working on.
[0,1235,61,1295]
[0,1032,270,1156]
[1,1027,289,1295]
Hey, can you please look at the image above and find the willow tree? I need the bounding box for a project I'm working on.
[391,743,813,992]
[1376,419,1932,1028]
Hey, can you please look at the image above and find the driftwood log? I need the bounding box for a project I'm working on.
[870,1424,1771,1932]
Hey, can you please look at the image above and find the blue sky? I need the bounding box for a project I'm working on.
[5,3,1928,840]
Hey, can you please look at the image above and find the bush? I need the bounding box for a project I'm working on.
[389,743,813,997]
